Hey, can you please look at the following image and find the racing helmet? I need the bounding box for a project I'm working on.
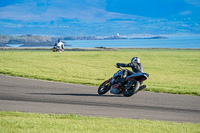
[131,57,140,63]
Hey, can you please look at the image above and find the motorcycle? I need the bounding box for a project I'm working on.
[98,66,149,97]
[52,46,64,52]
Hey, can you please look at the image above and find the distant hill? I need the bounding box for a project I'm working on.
[0,34,168,47]
[0,0,199,36]
[0,35,54,47]
[0,34,128,47]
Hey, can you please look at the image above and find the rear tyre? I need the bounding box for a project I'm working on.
[98,81,111,95]
[122,81,140,97]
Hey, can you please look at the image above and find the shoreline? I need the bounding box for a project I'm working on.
[0,47,199,51]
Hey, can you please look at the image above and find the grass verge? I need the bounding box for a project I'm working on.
[0,111,200,133]
[0,49,199,96]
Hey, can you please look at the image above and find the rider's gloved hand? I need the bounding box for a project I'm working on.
[116,63,120,68]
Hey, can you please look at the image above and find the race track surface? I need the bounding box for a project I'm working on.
[0,75,200,123]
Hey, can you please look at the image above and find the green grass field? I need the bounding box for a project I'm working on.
[0,49,199,96]
[1,112,200,133]
[0,49,200,132]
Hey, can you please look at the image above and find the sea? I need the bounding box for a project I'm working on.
[64,35,200,49]
[6,35,200,49]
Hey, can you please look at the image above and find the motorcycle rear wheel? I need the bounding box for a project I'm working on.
[98,81,111,95]
[123,81,140,97]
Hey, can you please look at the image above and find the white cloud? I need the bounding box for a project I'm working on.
[185,0,200,6]
[178,11,192,15]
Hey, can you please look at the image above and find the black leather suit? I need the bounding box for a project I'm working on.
[116,62,144,79]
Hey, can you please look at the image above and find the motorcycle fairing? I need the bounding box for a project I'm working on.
[112,70,123,79]
[126,72,149,82]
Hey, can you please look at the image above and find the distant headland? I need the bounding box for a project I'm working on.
[0,34,168,47]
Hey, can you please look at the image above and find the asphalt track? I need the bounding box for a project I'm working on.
[0,75,200,123]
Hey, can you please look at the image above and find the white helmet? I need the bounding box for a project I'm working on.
[131,57,140,63]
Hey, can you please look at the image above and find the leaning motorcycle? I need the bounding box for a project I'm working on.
[52,46,64,52]
[98,66,149,97]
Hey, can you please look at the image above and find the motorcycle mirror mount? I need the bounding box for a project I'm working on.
[114,65,123,70]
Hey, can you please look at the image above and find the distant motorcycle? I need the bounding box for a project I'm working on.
[52,46,64,52]
[98,66,149,97]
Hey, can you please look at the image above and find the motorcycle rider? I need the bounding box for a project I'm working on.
[116,57,146,92]
[56,39,64,51]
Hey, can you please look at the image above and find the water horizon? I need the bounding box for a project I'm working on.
[63,35,200,49]
[5,35,200,49]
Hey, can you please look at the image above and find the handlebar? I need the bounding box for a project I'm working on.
[114,65,123,70]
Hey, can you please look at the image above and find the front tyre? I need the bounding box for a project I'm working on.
[98,81,111,95]
[123,81,140,97]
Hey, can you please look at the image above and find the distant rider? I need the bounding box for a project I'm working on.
[56,39,64,51]
[116,57,146,91]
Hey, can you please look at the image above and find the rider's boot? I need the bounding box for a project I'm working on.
[134,85,146,94]
[138,85,146,91]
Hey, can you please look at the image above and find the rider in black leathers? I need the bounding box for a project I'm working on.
[116,57,146,91]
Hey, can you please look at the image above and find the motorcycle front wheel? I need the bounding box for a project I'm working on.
[123,81,140,97]
[98,81,111,95]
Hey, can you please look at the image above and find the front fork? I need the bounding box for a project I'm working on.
[103,78,112,86]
